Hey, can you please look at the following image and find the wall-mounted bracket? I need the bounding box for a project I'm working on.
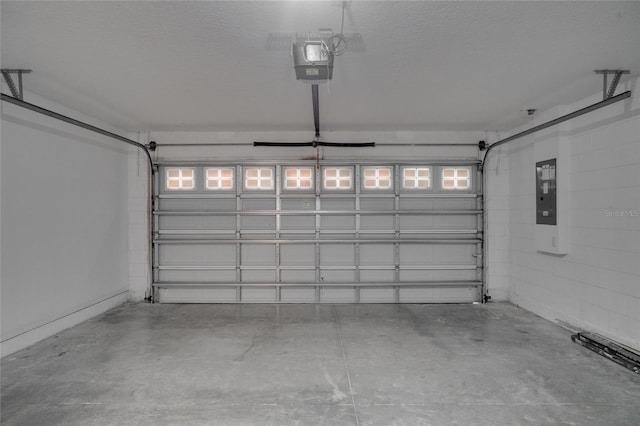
[1,69,32,100]
[594,69,630,100]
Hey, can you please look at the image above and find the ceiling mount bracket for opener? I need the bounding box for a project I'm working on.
[1,69,32,100]
[594,69,630,100]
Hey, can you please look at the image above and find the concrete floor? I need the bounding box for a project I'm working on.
[2,303,639,426]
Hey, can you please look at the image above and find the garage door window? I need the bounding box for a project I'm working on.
[323,167,353,190]
[403,167,431,189]
[245,168,274,190]
[283,167,314,190]
[442,167,470,190]
[166,168,195,190]
[362,166,392,189]
[206,168,234,190]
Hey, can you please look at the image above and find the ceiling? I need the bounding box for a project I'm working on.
[2,1,639,133]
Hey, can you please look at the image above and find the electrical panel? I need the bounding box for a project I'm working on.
[536,159,557,225]
[534,131,569,255]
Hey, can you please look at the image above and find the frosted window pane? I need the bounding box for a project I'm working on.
[323,167,352,190]
[206,168,234,190]
[166,168,196,190]
[362,167,392,189]
[441,167,471,190]
[245,168,273,190]
[402,167,431,190]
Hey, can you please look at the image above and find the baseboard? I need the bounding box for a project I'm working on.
[1,290,129,358]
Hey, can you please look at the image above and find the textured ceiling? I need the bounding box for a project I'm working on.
[2,1,639,132]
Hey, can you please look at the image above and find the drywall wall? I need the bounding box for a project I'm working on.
[128,130,487,300]
[1,91,130,356]
[487,77,640,351]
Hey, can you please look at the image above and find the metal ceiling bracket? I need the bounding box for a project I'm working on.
[1,69,32,100]
[594,70,630,100]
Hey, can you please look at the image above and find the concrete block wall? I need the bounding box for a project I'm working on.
[483,143,511,301]
[127,136,152,301]
[1,90,131,356]
[491,77,640,351]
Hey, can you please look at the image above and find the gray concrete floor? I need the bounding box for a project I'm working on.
[2,303,639,426]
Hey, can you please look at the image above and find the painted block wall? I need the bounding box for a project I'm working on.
[127,130,486,299]
[489,77,640,351]
[127,138,152,301]
[483,144,511,302]
[1,91,130,356]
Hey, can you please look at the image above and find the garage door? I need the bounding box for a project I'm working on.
[152,161,483,303]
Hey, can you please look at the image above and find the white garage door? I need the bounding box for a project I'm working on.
[152,161,483,303]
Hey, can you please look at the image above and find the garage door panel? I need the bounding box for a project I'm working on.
[242,199,276,230]
[431,244,476,263]
[241,218,276,230]
[360,198,394,231]
[281,199,315,230]
[281,288,316,303]
[320,244,355,265]
[281,216,315,230]
[398,269,476,281]
[361,215,394,231]
[432,215,476,229]
[159,270,236,283]
[360,288,395,303]
[399,287,476,303]
[158,215,202,230]
[321,199,355,230]
[242,288,277,302]
[400,215,434,230]
[241,245,275,266]
[360,198,394,210]
[159,244,235,265]
[399,244,474,265]
[202,215,237,230]
[431,198,477,210]
[154,163,482,303]
[321,288,356,303]
[280,270,316,282]
[241,233,277,240]
[400,215,476,231]
[280,244,315,266]
[159,198,236,212]
[158,287,237,303]
[241,270,276,282]
[321,216,355,230]
[399,198,476,211]
[398,245,434,264]
[159,215,237,231]
[320,269,356,282]
[360,270,395,282]
[360,244,394,266]
[399,199,435,210]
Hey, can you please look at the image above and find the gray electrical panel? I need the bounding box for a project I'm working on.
[536,158,557,225]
